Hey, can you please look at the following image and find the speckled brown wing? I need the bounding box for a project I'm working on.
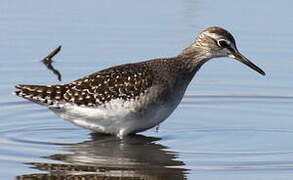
[63,63,154,106]
[15,63,154,107]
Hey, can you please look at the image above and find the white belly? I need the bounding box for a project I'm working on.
[52,95,181,137]
[50,81,188,138]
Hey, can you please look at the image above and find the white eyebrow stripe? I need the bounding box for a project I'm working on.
[202,31,220,40]
[203,32,233,46]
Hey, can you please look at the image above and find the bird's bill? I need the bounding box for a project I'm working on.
[229,52,265,76]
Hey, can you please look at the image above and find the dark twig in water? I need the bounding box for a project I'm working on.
[41,45,62,81]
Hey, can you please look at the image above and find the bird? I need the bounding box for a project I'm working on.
[15,27,265,138]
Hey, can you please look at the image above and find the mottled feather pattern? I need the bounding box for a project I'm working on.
[15,63,154,107]
[64,63,153,106]
[15,84,69,107]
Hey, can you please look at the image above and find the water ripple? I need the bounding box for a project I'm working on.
[183,94,293,104]
[1,94,293,179]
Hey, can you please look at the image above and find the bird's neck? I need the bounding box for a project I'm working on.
[175,46,213,75]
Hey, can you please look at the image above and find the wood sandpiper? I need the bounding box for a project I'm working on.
[15,27,265,138]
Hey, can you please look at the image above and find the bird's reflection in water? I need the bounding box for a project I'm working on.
[17,134,188,179]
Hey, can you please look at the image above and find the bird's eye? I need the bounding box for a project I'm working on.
[217,40,229,48]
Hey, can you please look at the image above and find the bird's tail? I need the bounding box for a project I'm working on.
[14,84,66,107]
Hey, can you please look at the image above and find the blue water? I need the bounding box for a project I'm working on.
[1,0,293,179]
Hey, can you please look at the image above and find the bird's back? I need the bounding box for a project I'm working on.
[15,62,157,107]
[15,57,186,108]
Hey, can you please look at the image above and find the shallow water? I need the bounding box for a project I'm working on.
[1,0,293,179]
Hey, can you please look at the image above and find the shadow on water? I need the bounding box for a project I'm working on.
[16,133,188,180]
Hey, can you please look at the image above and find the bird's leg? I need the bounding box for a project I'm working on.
[155,124,160,132]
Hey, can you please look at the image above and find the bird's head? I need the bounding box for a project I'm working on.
[188,26,265,76]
